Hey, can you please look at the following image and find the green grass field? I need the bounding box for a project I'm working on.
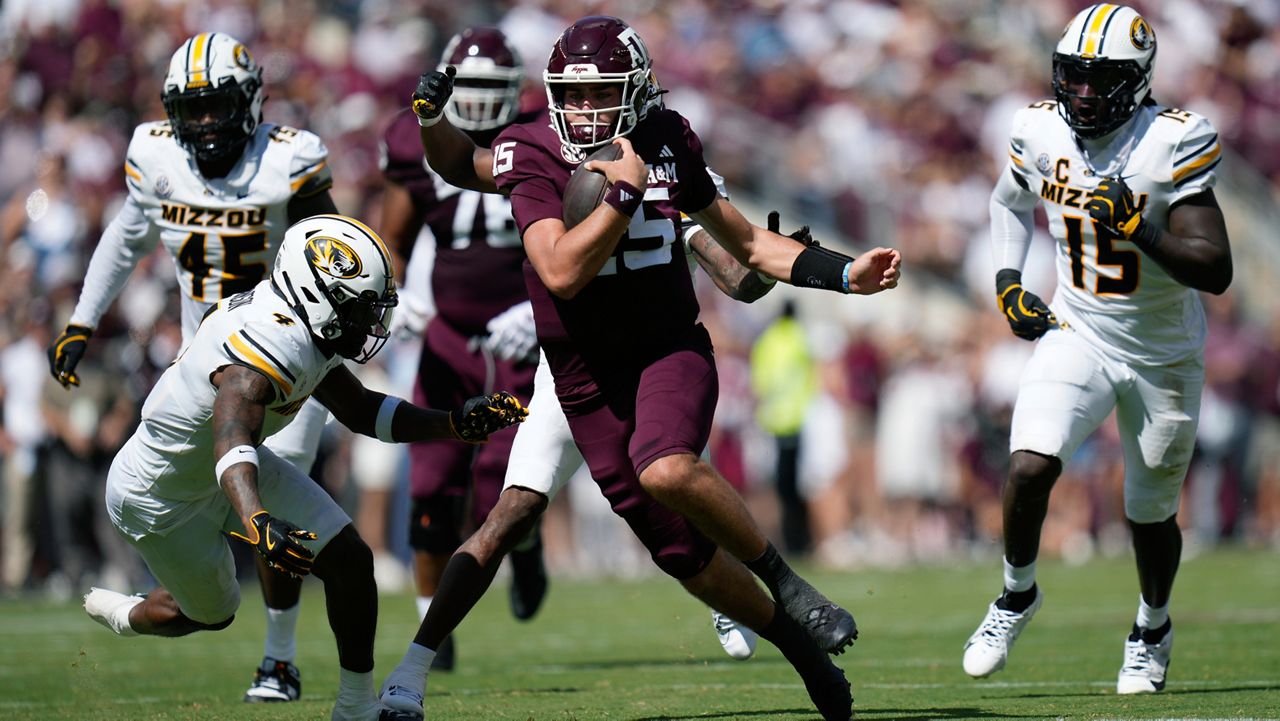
[2,546,1276,720]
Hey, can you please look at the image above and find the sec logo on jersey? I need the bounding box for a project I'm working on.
[304,236,362,279]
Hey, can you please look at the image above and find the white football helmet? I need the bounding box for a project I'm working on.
[271,215,398,363]
[162,32,265,163]
[1053,4,1156,139]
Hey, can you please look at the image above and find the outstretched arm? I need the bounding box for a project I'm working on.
[313,364,527,443]
[690,197,900,294]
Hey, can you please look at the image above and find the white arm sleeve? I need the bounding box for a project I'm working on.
[69,194,159,328]
[989,167,1040,273]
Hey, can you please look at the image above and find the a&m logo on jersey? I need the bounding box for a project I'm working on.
[1130,17,1154,51]
[304,236,362,279]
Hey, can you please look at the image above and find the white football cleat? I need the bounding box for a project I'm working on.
[1117,622,1173,694]
[712,610,757,660]
[83,587,143,637]
[962,588,1043,678]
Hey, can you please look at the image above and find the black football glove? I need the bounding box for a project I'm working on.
[767,210,814,246]
[996,269,1058,341]
[48,324,93,389]
[450,391,529,443]
[411,66,456,127]
[1087,176,1159,247]
[228,511,317,579]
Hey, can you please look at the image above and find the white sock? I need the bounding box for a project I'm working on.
[1003,558,1036,593]
[1136,596,1169,631]
[387,642,435,695]
[335,667,375,709]
[263,602,300,662]
[85,588,142,636]
[415,596,432,622]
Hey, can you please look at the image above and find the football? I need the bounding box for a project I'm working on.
[562,143,624,229]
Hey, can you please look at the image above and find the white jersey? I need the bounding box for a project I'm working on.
[72,121,332,339]
[109,281,342,536]
[1004,100,1219,364]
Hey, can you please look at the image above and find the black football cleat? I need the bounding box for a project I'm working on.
[378,708,425,721]
[430,635,455,671]
[509,537,549,621]
[800,602,858,656]
[243,657,301,703]
[801,656,853,721]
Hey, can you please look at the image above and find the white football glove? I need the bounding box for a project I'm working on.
[389,287,432,340]
[482,300,538,362]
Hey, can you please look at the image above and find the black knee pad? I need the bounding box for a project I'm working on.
[409,496,465,553]
[650,535,717,581]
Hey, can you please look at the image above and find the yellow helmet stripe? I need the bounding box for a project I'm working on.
[1082,5,1117,56]
[189,32,212,89]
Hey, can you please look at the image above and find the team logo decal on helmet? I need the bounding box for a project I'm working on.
[232,43,255,71]
[1130,17,1154,50]
[305,236,363,279]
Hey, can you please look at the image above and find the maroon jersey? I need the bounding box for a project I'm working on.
[492,109,719,374]
[381,109,535,335]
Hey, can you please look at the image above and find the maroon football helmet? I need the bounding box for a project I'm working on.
[439,27,524,132]
[543,16,658,149]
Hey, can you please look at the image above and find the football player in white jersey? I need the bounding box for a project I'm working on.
[45,33,342,703]
[82,214,526,721]
[962,4,1231,695]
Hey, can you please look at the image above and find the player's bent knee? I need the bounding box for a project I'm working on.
[652,548,714,580]
[313,525,374,580]
[1009,450,1061,491]
[638,454,695,500]
[1125,496,1181,525]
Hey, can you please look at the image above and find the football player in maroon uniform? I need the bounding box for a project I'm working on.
[381,17,901,720]
[379,26,547,672]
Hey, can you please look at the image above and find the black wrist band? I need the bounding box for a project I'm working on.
[603,181,643,218]
[791,245,854,292]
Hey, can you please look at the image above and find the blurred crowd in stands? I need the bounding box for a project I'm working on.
[2,0,1278,598]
